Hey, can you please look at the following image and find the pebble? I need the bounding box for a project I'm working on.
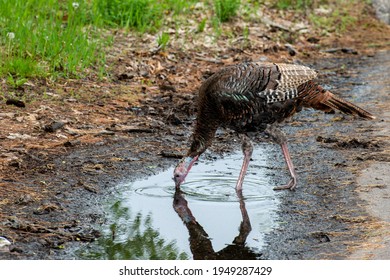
[0,236,12,248]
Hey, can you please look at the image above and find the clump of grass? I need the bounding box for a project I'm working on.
[0,0,106,79]
[270,0,358,34]
[214,0,241,22]
[307,1,358,33]
[93,0,163,32]
[6,74,27,90]
[163,0,194,15]
[309,9,357,33]
[197,18,207,33]
[157,32,170,50]
[273,0,313,10]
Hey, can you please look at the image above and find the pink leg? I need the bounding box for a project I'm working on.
[273,142,297,190]
[236,135,253,192]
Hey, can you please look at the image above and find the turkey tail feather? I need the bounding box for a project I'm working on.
[300,82,375,120]
[323,94,375,120]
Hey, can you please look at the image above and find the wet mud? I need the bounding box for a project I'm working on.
[1,51,389,260]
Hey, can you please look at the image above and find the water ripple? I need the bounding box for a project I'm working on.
[126,147,277,203]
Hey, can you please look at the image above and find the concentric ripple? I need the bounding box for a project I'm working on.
[124,147,277,203]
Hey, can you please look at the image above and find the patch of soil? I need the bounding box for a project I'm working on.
[316,136,381,149]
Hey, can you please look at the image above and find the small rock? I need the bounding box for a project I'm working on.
[322,48,358,55]
[63,140,80,147]
[6,99,25,108]
[34,203,60,215]
[341,48,358,55]
[97,130,115,136]
[44,121,65,132]
[0,112,16,118]
[264,44,280,53]
[10,246,24,253]
[314,7,332,15]
[0,236,12,249]
[117,72,135,80]
[322,48,340,53]
[15,194,34,205]
[167,113,182,125]
[159,84,177,92]
[160,151,183,159]
[7,133,33,140]
[285,44,297,56]
[307,37,320,44]
[43,92,59,98]
[148,107,157,115]
[310,232,331,243]
[316,135,339,143]
[9,159,22,168]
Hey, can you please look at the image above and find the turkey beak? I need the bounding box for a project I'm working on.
[173,155,198,188]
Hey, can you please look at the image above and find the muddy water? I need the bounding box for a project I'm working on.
[77,50,390,260]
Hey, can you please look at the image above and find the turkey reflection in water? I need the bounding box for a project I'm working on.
[78,146,280,260]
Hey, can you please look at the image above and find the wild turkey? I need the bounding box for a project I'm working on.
[173,62,375,191]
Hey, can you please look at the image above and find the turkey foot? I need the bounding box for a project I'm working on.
[273,142,297,191]
[273,177,297,191]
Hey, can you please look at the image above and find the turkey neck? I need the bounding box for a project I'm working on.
[187,115,219,158]
[187,96,219,158]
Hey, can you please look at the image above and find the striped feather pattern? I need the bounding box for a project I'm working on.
[256,63,318,104]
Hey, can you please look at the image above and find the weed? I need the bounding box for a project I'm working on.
[197,18,207,33]
[273,0,313,10]
[164,0,194,14]
[6,74,27,89]
[93,0,163,32]
[309,5,357,33]
[212,16,222,38]
[157,32,170,49]
[214,0,241,22]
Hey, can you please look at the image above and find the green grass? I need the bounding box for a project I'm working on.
[270,0,358,33]
[214,0,241,22]
[197,18,207,33]
[0,0,368,80]
[157,32,170,50]
[93,0,164,32]
[0,0,106,79]
[307,1,358,33]
[0,0,201,80]
[273,0,313,10]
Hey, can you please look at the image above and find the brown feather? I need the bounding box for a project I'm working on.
[298,82,375,119]
[323,94,376,119]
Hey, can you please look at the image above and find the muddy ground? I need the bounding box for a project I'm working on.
[1,9,390,259]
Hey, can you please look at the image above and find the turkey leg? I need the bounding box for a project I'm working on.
[264,125,297,190]
[273,142,297,190]
[236,134,253,192]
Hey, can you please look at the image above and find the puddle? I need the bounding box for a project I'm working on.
[78,144,280,259]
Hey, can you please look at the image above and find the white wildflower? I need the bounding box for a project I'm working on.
[72,2,79,9]
[7,32,15,40]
